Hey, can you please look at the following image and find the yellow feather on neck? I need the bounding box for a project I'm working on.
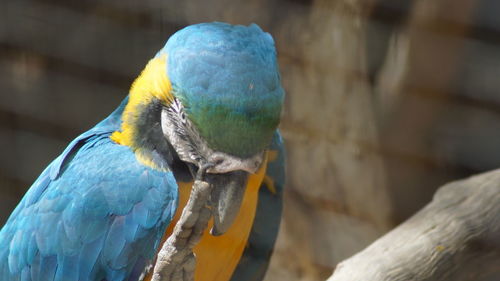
[110,55,173,168]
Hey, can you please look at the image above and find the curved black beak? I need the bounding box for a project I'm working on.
[205,171,248,236]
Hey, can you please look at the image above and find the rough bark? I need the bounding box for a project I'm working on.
[328,169,500,281]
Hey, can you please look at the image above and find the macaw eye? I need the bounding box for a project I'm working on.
[213,158,224,166]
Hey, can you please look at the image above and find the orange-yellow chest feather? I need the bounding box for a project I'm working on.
[144,155,268,281]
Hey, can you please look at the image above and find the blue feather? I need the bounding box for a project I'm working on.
[20,267,30,281]
[102,217,127,266]
[0,97,178,281]
[77,236,104,281]
[38,255,57,281]
[126,257,148,281]
[54,254,79,281]
[28,254,40,281]
[26,233,37,265]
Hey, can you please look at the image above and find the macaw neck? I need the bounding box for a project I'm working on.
[110,56,177,172]
[110,98,169,169]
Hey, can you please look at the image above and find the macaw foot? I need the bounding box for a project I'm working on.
[151,164,214,281]
[151,162,249,281]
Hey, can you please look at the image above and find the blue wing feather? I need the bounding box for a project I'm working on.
[0,97,178,281]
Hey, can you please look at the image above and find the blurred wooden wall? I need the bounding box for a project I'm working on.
[2,0,500,280]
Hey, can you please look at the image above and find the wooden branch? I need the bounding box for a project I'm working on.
[328,169,500,281]
[151,178,213,281]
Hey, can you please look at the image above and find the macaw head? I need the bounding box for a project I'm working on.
[112,22,284,235]
[158,22,284,173]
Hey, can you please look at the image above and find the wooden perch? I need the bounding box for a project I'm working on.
[151,178,213,281]
[328,169,500,281]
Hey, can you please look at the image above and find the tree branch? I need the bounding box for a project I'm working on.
[329,169,500,281]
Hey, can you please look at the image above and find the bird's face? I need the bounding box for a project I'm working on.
[160,97,265,175]
[157,22,284,235]
[160,96,267,236]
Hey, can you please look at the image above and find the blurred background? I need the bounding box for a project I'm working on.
[1,0,500,280]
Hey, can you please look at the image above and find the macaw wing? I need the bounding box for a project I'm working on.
[0,111,178,281]
[231,130,286,281]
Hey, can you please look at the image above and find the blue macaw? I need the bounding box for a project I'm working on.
[0,22,285,281]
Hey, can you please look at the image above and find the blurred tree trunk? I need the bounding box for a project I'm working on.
[328,169,500,281]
